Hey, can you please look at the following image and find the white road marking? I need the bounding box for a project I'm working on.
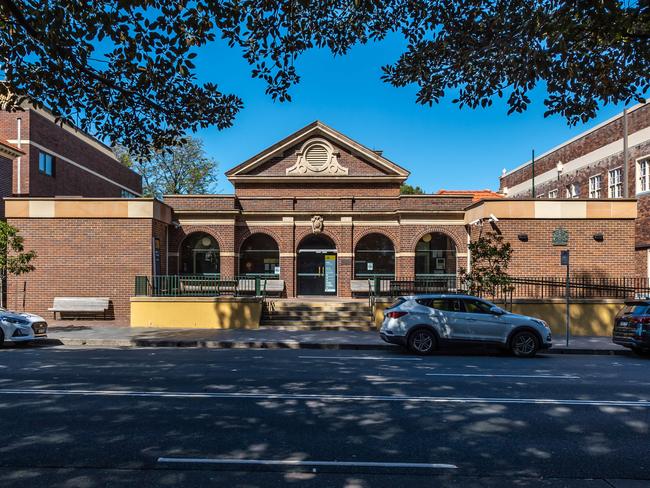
[299,356,422,361]
[157,457,458,470]
[425,373,580,379]
[0,388,648,407]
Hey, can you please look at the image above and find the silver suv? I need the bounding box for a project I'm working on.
[380,294,552,357]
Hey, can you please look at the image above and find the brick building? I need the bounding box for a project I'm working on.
[0,104,142,219]
[3,121,639,322]
[499,101,650,277]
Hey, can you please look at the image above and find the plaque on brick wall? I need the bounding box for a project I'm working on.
[552,227,569,246]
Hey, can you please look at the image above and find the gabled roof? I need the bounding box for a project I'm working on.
[225,121,410,180]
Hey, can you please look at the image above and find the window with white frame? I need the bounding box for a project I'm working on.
[566,183,579,198]
[548,189,558,199]
[638,157,650,194]
[588,174,602,198]
[608,167,623,198]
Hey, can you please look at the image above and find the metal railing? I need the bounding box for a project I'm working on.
[134,274,279,297]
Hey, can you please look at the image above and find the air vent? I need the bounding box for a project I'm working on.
[305,145,329,168]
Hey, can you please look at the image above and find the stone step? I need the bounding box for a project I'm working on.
[259,324,377,331]
[263,311,372,319]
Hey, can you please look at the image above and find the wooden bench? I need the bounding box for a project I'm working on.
[48,297,110,319]
[262,279,284,296]
[238,279,285,297]
[351,279,391,295]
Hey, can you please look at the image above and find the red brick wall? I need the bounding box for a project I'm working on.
[636,248,648,279]
[5,218,158,321]
[0,109,142,197]
[472,219,637,278]
[234,183,400,197]
[501,103,650,192]
[637,194,650,248]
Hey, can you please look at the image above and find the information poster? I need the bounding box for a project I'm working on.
[324,254,337,293]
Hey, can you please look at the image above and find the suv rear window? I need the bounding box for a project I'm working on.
[387,298,406,309]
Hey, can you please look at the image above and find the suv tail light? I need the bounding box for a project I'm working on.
[386,311,408,319]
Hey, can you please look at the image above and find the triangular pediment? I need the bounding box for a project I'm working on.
[225,121,409,182]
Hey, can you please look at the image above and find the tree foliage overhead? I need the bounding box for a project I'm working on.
[0,0,648,156]
[114,136,218,197]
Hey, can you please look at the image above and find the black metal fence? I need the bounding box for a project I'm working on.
[383,276,650,300]
[135,275,278,297]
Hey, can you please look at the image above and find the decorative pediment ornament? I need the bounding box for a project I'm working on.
[286,138,349,176]
[311,215,324,234]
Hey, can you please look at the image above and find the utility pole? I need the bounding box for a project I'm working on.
[623,108,629,198]
[531,149,535,198]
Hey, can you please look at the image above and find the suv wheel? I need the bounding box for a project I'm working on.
[510,331,539,358]
[408,329,437,355]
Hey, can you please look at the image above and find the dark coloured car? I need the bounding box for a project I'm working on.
[613,300,650,356]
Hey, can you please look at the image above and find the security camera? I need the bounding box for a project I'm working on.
[488,214,499,223]
[468,218,482,226]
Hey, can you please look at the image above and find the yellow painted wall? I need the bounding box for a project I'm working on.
[131,297,262,329]
[505,300,624,337]
[373,298,624,336]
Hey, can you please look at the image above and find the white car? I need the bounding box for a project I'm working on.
[0,307,48,345]
[380,294,553,357]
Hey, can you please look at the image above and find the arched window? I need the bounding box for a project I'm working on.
[354,233,395,279]
[180,233,220,275]
[415,233,457,279]
[239,234,280,277]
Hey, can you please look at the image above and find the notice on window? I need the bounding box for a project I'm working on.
[367,262,373,271]
[324,254,336,293]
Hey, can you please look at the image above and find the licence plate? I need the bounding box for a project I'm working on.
[619,321,628,327]
[33,327,46,335]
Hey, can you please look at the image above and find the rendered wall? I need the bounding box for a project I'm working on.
[130,297,262,329]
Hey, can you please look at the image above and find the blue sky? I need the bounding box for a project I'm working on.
[193,34,625,194]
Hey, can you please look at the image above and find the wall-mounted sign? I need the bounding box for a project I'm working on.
[552,227,569,246]
[560,250,570,266]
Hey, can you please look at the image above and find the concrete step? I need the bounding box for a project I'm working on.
[263,311,372,320]
[261,318,373,326]
[259,324,377,331]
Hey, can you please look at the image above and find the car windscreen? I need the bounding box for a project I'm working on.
[620,304,650,316]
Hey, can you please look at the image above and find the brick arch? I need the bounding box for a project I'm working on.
[409,227,465,253]
[295,229,341,252]
[176,227,225,254]
[353,229,398,251]
[236,229,282,253]
[175,227,224,275]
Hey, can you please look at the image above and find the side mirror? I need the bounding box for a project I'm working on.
[489,306,505,315]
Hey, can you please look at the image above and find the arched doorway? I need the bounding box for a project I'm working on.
[180,232,220,275]
[415,232,457,285]
[354,233,395,280]
[239,233,280,278]
[297,234,337,296]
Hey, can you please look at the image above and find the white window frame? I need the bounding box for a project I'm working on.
[588,174,602,199]
[637,156,650,195]
[566,183,579,199]
[548,189,558,199]
[608,166,623,198]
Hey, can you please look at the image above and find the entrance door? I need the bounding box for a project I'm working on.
[297,235,337,296]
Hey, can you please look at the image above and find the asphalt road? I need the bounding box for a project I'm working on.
[0,346,649,487]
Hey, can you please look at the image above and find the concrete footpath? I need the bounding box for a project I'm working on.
[31,322,630,355]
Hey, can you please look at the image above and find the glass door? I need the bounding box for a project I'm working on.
[297,251,337,295]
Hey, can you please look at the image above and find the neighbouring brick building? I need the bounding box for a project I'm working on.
[499,101,650,278]
[0,104,142,219]
[2,121,640,322]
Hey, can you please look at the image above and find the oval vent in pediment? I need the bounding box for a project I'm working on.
[305,144,329,168]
